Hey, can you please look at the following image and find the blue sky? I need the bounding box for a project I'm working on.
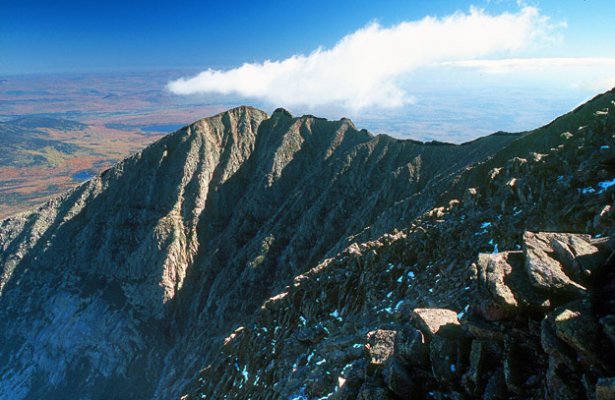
[2,0,615,141]
[2,0,614,73]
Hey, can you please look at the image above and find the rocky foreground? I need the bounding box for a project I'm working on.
[191,230,614,399]
[1,90,615,399]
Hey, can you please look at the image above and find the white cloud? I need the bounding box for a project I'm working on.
[440,57,615,73]
[168,6,560,111]
[439,57,615,92]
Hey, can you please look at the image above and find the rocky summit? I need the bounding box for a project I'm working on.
[1,90,615,400]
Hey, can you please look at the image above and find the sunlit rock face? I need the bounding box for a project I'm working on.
[1,89,615,399]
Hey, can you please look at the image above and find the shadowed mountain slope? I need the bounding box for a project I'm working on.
[0,90,614,399]
[185,90,615,399]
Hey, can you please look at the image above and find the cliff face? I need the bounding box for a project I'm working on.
[0,90,614,399]
[0,106,267,399]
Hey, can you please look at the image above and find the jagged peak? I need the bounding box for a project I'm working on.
[181,106,268,133]
[174,105,269,148]
[228,104,267,115]
[340,117,356,129]
[197,105,268,123]
[272,107,293,118]
[300,114,327,121]
[292,114,357,130]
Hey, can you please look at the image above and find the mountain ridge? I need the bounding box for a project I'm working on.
[184,90,615,399]
[0,90,614,399]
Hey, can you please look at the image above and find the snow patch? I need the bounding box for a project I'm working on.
[598,178,615,193]
[338,376,346,388]
[329,309,342,322]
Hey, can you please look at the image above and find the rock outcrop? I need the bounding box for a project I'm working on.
[1,88,615,399]
[184,229,614,399]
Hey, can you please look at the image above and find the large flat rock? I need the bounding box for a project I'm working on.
[523,232,587,296]
[411,308,459,337]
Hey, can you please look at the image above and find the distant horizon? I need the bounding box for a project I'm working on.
[1,68,609,144]
[3,0,615,142]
